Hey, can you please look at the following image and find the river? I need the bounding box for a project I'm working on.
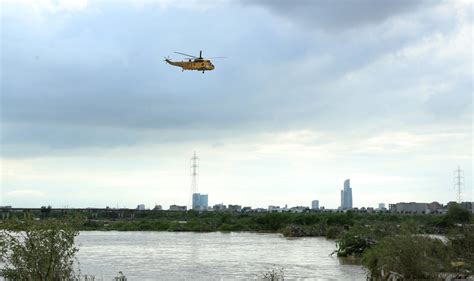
[76,231,367,280]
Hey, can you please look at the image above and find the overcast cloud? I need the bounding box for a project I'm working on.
[242,0,429,31]
[1,0,472,209]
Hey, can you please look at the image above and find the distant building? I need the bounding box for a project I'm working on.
[253,208,268,213]
[340,179,353,210]
[136,204,145,210]
[268,205,282,212]
[311,200,320,210]
[192,193,208,210]
[378,203,386,210]
[213,203,226,211]
[460,202,474,214]
[427,202,443,213]
[227,205,242,212]
[153,205,162,211]
[242,206,252,213]
[289,206,308,213]
[393,202,429,214]
[169,205,187,211]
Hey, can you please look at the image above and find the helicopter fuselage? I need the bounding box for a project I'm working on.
[165,58,215,72]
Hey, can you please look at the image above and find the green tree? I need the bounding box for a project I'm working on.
[445,203,471,224]
[448,226,474,272]
[0,219,80,280]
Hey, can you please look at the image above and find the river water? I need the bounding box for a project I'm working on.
[76,231,367,280]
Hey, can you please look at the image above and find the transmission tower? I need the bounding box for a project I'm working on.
[189,151,199,208]
[453,166,464,203]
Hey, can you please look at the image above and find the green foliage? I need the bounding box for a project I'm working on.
[448,226,474,272]
[335,232,375,257]
[253,213,292,231]
[0,219,80,280]
[334,222,396,257]
[444,203,471,224]
[362,234,451,280]
[325,226,342,239]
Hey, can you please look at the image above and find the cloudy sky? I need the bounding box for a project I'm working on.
[1,0,472,209]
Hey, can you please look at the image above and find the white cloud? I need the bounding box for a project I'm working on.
[2,0,89,14]
[6,189,46,198]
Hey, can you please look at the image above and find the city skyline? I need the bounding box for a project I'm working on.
[1,0,472,209]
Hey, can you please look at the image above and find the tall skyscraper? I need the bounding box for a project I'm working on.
[311,200,320,210]
[192,193,208,210]
[340,179,353,210]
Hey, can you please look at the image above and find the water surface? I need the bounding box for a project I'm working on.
[76,231,366,280]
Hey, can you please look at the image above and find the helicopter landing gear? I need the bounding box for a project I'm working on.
[202,71,205,74]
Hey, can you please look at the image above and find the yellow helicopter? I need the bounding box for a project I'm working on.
[165,51,226,73]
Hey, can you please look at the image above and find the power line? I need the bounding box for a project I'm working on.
[453,165,464,203]
[189,151,199,208]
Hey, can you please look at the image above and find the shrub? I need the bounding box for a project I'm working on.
[362,235,451,279]
[444,203,471,224]
[0,219,80,280]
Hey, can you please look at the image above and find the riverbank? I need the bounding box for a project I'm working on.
[77,211,457,233]
[78,204,473,280]
[1,204,472,280]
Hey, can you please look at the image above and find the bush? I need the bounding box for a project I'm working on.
[362,235,451,279]
[444,203,471,224]
[448,226,474,272]
[325,226,342,239]
[0,219,80,280]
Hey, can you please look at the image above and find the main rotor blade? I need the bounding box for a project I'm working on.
[174,52,197,58]
[207,57,227,59]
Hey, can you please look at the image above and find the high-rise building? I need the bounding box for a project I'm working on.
[340,179,353,210]
[192,193,208,210]
[311,200,320,210]
[200,194,208,209]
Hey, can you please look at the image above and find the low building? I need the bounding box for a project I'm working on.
[393,202,429,214]
[169,205,187,211]
[153,205,162,211]
[227,205,242,212]
[389,203,396,212]
[242,206,252,213]
[268,205,282,212]
[378,203,386,210]
[136,204,145,210]
[213,203,226,211]
[253,208,267,213]
[289,206,308,213]
[427,201,444,214]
